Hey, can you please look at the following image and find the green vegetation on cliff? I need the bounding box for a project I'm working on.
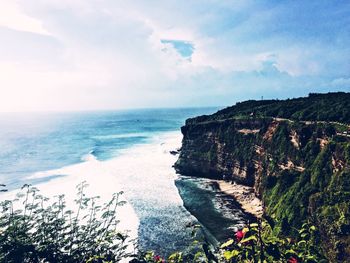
[186,92,350,124]
[261,123,350,261]
[176,92,350,262]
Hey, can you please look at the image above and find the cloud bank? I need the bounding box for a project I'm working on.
[0,0,349,111]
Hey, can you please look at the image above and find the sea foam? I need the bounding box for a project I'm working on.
[0,131,196,258]
[1,140,141,262]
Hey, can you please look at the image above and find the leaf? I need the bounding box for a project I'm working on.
[194,251,205,260]
[224,250,240,260]
[220,239,234,248]
[250,223,259,228]
[300,233,308,238]
[240,235,257,244]
[285,249,297,255]
[298,240,307,246]
[168,252,182,260]
[306,255,316,260]
[116,232,126,241]
[302,222,308,228]
[309,225,316,231]
[243,227,249,233]
[298,228,306,234]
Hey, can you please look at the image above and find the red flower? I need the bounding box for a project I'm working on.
[235,230,245,242]
[153,255,165,263]
[287,256,298,263]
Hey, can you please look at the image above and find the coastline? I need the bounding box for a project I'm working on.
[0,131,196,256]
[0,128,263,256]
[91,131,198,255]
[174,175,257,243]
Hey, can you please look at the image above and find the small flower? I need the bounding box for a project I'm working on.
[287,256,298,263]
[235,230,245,242]
[153,255,165,263]
[235,228,254,246]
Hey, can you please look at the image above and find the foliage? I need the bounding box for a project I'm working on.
[177,92,350,261]
[262,136,350,261]
[0,182,132,263]
[0,183,335,262]
[218,220,326,263]
[131,224,217,263]
[175,105,350,262]
[131,219,325,263]
[186,92,350,124]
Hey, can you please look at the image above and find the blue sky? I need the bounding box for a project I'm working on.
[0,0,349,111]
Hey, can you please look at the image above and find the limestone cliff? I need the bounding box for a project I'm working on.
[175,92,350,262]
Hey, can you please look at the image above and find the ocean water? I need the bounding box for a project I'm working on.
[0,107,249,256]
[0,108,214,189]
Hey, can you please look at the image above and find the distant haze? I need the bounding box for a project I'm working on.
[0,0,349,112]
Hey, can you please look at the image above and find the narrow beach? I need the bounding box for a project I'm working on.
[216,180,263,218]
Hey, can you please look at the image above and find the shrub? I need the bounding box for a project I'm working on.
[0,183,327,263]
[131,219,326,263]
[0,182,133,263]
[218,220,326,263]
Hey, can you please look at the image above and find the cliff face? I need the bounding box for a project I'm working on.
[175,93,350,262]
[175,118,270,187]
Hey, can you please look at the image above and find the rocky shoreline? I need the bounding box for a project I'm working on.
[174,174,259,244]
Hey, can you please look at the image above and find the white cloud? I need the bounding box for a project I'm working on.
[0,0,348,112]
[0,0,49,35]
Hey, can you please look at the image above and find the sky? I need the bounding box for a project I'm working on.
[0,0,349,112]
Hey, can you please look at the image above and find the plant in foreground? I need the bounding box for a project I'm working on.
[133,219,326,263]
[0,183,327,263]
[218,219,326,263]
[0,182,133,263]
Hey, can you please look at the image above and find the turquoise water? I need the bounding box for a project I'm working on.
[0,107,250,255]
[176,177,252,241]
[0,108,216,190]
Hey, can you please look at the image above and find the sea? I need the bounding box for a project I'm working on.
[0,108,249,256]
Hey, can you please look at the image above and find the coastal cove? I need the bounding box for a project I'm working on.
[0,108,255,256]
[2,93,349,262]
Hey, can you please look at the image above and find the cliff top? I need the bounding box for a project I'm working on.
[187,92,350,125]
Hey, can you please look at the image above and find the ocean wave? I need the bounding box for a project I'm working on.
[92,132,150,140]
[81,149,98,162]
[5,131,196,256]
[5,145,141,261]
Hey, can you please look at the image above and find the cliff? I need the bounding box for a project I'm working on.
[175,92,350,262]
